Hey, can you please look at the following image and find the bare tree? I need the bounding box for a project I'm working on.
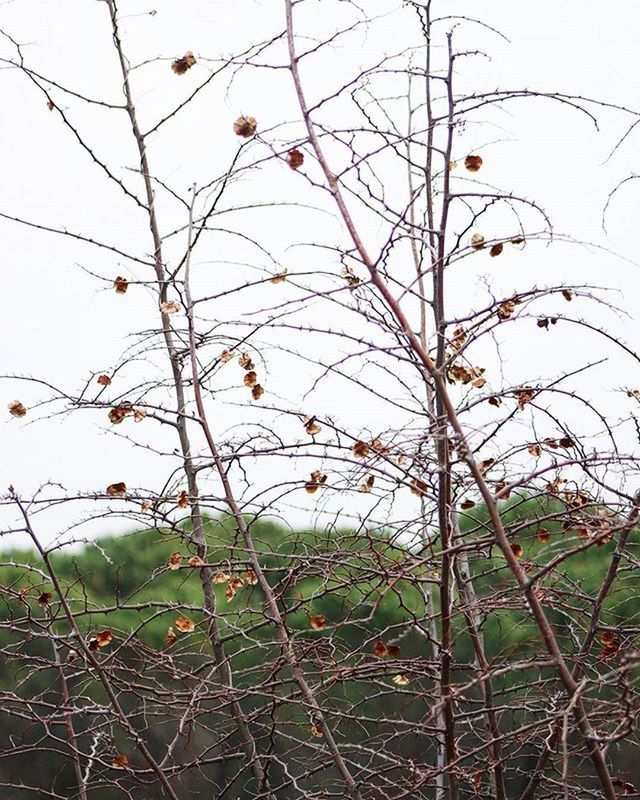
[1,2,638,799]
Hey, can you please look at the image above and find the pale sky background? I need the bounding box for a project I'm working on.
[1,0,639,548]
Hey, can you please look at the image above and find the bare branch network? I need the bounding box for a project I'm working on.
[0,2,638,799]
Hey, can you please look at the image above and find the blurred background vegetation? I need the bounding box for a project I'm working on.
[0,497,637,798]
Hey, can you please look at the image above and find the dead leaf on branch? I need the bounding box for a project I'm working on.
[310,614,327,630]
[106,482,127,497]
[353,440,370,459]
[245,569,258,585]
[516,389,535,411]
[171,51,196,75]
[251,384,264,401]
[160,300,180,314]
[490,243,503,257]
[410,478,428,496]
[373,640,400,659]
[164,627,177,646]
[174,615,195,633]
[270,268,288,284]
[305,470,327,494]
[244,371,258,388]
[238,352,254,370]
[8,400,27,418]
[286,148,304,169]
[97,374,111,386]
[304,416,321,435]
[112,754,129,770]
[177,490,189,508]
[168,552,182,571]
[358,475,375,493]
[497,300,515,320]
[188,556,205,568]
[114,276,128,294]
[89,630,113,650]
[219,349,235,364]
[108,406,130,425]
[465,154,483,172]
[233,115,257,138]
[470,233,485,250]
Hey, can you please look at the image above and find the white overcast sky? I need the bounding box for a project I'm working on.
[1,0,639,548]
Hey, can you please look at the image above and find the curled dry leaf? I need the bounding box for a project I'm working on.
[373,640,400,659]
[490,243,503,257]
[488,396,502,407]
[352,440,370,459]
[370,437,390,455]
[562,289,573,301]
[470,233,485,250]
[188,555,205,568]
[106,482,127,497]
[511,236,525,245]
[450,326,467,350]
[527,443,541,457]
[304,416,321,435]
[8,400,26,418]
[177,490,189,509]
[37,591,52,605]
[498,300,516,319]
[160,300,180,314]
[244,371,258,388]
[114,276,128,294]
[343,266,360,288]
[460,499,475,510]
[174,615,195,633]
[238,352,254,370]
[133,409,146,423]
[47,99,54,111]
[286,148,304,169]
[168,552,182,570]
[309,614,327,630]
[464,154,483,172]
[251,384,264,401]
[95,630,113,648]
[448,160,457,171]
[410,477,428,496]
[214,570,231,584]
[305,470,327,494]
[140,501,152,513]
[108,406,130,424]
[537,317,549,329]
[164,627,177,646]
[245,569,258,585]
[392,674,410,686]
[358,475,375,493]
[97,374,111,386]
[536,528,550,542]
[220,348,235,364]
[66,649,79,663]
[233,115,257,138]
[494,481,511,500]
[516,389,535,411]
[270,268,288,284]
[171,51,196,75]
[226,577,244,601]
[510,542,523,559]
[112,754,129,770]
[448,364,485,386]
[310,724,323,738]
